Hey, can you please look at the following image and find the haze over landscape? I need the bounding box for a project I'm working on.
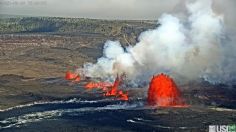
[1,0,236,132]
[1,0,236,60]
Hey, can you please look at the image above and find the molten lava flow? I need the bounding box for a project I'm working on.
[84,82,112,90]
[117,90,129,101]
[66,70,129,101]
[65,71,77,80]
[84,82,97,89]
[105,75,120,96]
[148,73,187,107]
[104,75,129,101]
[65,71,81,82]
[73,76,81,82]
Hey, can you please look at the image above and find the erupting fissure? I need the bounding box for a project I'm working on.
[104,75,129,101]
[81,73,128,101]
[64,64,129,101]
[147,73,187,107]
[105,75,120,96]
[65,70,188,103]
[84,82,112,91]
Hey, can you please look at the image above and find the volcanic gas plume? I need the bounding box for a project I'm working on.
[82,0,236,85]
[148,73,187,107]
[102,75,129,101]
[84,82,112,91]
[65,70,129,101]
[65,0,235,106]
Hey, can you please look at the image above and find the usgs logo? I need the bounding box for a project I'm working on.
[209,125,236,132]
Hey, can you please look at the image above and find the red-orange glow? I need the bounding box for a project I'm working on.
[74,76,81,82]
[65,69,129,101]
[104,75,129,101]
[117,90,129,101]
[84,82,112,90]
[147,73,188,107]
[65,70,81,83]
[105,76,120,96]
[65,71,77,80]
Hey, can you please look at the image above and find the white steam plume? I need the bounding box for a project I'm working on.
[82,0,235,85]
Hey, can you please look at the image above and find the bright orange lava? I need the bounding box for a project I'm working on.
[147,73,187,107]
[117,90,129,101]
[84,75,129,101]
[73,76,81,82]
[104,75,129,101]
[65,68,128,101]
[84,82,112,90]
[65,71,81,82]
[105,76,120,96]
[65,71,77,80]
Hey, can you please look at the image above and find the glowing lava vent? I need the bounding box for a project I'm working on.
[147,73,187,107]
[65,71,81,82]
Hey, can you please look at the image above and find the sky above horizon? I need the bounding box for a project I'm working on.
[0,0,235,30]
[0,0,182,19]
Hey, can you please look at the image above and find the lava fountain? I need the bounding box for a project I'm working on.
[83,74,129,101]
[104,74,129,101]
[105,75,120,96]
[147,73,187,107]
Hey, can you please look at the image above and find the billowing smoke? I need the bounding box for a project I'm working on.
[82,0,235,85]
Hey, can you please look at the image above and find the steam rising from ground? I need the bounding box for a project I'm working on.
[83,0,235,85]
